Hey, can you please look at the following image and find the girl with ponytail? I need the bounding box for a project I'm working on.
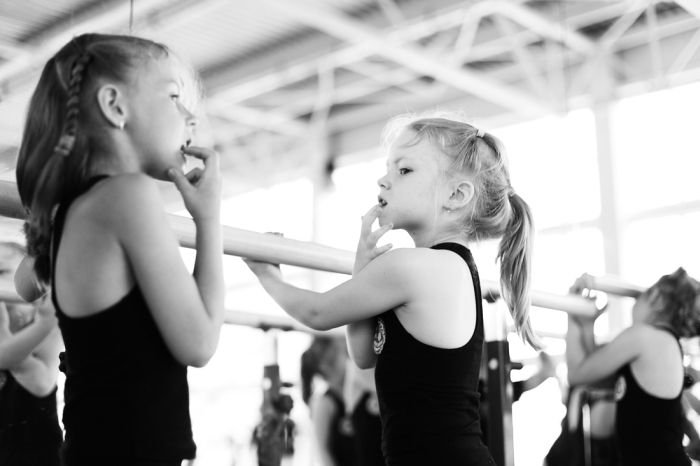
[15,33,225,465]
[245,114,537,465]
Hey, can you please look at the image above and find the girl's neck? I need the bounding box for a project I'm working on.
[409,230,468,249]
[648,316,676,334]
[90,143,143,176]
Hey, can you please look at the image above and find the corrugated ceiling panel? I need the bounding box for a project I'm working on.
[0,0,101,42]
[144,0,378,71]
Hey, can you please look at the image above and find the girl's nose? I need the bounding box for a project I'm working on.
[377,175,390,189]
[185,110,198,128]
[177,101,198,127]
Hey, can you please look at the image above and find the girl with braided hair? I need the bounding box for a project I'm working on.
[567,268,700,465]
[245,114,537,465]
[14,33,225,466]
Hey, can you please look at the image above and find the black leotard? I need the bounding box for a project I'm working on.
[51,177,195,465]
[615,329,690,466]
[374,242,495,466]
[0,371,62,466]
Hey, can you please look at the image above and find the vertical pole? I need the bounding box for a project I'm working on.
[484,302,514,466]
[592,62,629,336]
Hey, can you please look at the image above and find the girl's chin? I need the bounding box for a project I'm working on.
[377,215,392,228]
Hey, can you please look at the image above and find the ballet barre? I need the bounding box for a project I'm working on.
[0,180,597,316]
[573,272,645,298]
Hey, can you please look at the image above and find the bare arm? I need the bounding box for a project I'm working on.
[112,151,224,367]
[11,325,62,397]
[346,206,392,369]
[246,248,415,331]
[565,315,597,378]
[0,301,56,369]
[567,323,643,386]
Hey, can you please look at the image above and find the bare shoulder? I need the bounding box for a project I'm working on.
[96,174,161,206]
[367,247,466,282]
[612,324,658,352]
[81,174,163,221]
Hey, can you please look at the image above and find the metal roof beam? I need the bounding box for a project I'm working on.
[209,6,471,104]
[208,104,308,137]
[260,0,548,116]
[477,0,597,56]
[0,0,180,83]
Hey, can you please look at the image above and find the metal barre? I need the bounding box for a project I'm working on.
[576,273,646,298]
[0,180,597,316]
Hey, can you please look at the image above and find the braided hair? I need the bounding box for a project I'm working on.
[16,34,172,284]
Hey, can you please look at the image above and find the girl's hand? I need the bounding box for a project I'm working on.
[354,205,392,275]
[569,273,607,322]
[243,258,282,282]
[168,145,222,223]
[569,273,595,296]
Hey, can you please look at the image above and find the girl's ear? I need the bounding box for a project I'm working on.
[445,180,475,211]
[96,84,127,129]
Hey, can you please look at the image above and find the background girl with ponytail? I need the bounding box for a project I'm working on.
[246,115,538,466]
[567,269,699,465]
[15,33,225,466]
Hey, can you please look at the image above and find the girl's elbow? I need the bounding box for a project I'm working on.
[175,336,219,368]
[187,353,213,368]
[350,352,376,370]
[355,358,376,370]
[179,347,214,368]
[300,307,331,331]
[33,376,58,397]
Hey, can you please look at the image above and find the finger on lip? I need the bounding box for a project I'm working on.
[180,145,211,159]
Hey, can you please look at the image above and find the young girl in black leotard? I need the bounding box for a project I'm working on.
[301,336,356,466]
[245,115,538,466]
[567,269,700,466]
[15,33,225,466]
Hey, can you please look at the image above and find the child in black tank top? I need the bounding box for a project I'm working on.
[301,336,357,466]
[567,269,700,466]
[245,115,539,465]
[15,33,225,465]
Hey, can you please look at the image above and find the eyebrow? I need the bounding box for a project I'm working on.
[386,155,417,168]
[162,78,182,88]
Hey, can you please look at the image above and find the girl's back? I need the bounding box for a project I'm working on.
[615,325,688,466]
[375,243,494,466]
[52,176,196,464]
[53,176,136,316]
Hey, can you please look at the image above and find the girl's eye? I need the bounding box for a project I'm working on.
[399,168,412,175]
[170,94,180,102]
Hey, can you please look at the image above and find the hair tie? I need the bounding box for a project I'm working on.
[54,134,76,157]
[476,128,485,138]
